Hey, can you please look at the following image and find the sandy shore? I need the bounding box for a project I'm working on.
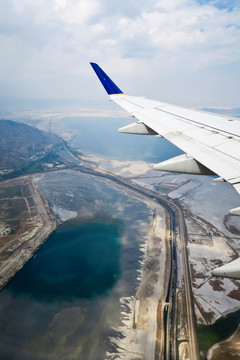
[106,199,169,360]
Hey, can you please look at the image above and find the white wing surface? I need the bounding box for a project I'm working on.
[90,63,240,216]
[90,62,240,279]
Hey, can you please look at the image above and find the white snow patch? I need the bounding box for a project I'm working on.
[51,205,77,222]
[105,296,134,360]
[189,237,240,322]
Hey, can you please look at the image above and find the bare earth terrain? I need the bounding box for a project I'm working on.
[0,176,57,290]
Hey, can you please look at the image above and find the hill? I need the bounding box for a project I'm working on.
[0,120,61,172]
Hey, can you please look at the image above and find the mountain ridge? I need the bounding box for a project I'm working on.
[0,119,61,172]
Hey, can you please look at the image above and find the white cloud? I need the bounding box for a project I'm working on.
[54,0,67,10]
[0,0,239,106]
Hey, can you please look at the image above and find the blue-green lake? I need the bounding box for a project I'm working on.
[7,222,122,302]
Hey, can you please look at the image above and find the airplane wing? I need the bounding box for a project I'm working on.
[90,63,240,216]
[90,62,240,279]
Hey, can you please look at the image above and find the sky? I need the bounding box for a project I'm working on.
[0,0,240,108]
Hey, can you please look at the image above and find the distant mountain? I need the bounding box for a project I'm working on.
[0,120,61,171]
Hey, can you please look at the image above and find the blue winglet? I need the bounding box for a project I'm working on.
[90,63,123,95]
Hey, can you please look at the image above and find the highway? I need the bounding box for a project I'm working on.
[176,205,200,360]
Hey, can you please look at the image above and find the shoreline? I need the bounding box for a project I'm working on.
[106,199,169,360]
[207,323,240,359]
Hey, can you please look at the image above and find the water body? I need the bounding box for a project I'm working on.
[7,222,122,302]
[60,116,182,162]
[0,171,153,359]
[197,310,240,358]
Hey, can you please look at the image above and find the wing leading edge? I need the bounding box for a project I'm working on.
[90,62,240,280]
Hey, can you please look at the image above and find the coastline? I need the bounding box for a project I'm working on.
[206,323,240,359]
[106,200,169,360]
